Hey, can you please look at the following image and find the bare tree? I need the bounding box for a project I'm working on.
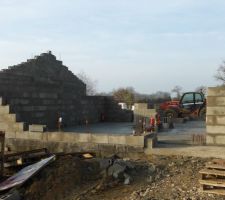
[171,85,182,100]
[113,87,135,109]
[135,91,171,104]
[195,86,207,95]
[215,61,225,84]
[77,71,97,95]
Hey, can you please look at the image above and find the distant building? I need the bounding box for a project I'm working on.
[118,102,128,110]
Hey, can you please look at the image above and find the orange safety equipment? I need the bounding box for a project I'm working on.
[150,117,155,126]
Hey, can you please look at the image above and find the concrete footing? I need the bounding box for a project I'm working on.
[144,133,157,149]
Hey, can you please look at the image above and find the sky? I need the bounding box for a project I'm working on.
[0,0,225,94]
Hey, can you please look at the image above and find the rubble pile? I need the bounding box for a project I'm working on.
[22,156,101,200]
[75,155,225,200]
[127,156,224,200]
[12,155,225,200]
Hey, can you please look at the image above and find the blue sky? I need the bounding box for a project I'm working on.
[0,0,225,94]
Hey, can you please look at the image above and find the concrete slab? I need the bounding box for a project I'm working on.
[173,118,185,123]
[158,120,206,145]
[63,122,134,135]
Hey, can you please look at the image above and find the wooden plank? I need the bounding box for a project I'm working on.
[202,188,225,195]
[199,168,225,176]
[0,131,5,177]
[211,159,225,166]
[206,164,225,170]
[200,179,225,187]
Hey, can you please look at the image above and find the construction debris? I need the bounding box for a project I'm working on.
[0,190,21,200]
[3,148,50,168]
[199,159,225,195]
[0,131,5,177]
[0,155,55,191]
[2,149,95,168]
[97,155,135,185]
[22,155,101,200]
[0,154,223,200]
[107,159,134,185]
[54,151,96,159]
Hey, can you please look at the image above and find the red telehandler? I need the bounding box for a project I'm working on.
[159,92,206,120]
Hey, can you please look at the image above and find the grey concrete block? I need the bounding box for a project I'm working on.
[29,124,46,132]
[108,135,126,145]
[215,135,225,145]
[207,96,225,106]
[144,134,157,149]
[0,105,10,114]
[207,107,225,116]
[207,125,225,134]
[208,87,225,97]
[126,135,144,147]
[91,134,109,144]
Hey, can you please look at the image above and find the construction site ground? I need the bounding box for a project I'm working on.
[148,120,225,159]
[7,120,225,200]
[64,122,133,135]
[18,154,224,200]
[158,120,206,145]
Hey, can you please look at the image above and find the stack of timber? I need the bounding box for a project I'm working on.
[199,159,225,195]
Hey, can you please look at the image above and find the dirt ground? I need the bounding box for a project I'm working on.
[8,120,224,200]
[16,154,225,200]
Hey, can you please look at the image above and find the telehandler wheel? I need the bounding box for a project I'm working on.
[164,109,178,119]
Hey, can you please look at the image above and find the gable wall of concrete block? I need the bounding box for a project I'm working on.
[0,52,132,131]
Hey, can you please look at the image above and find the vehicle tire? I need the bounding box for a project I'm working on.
[199,107,206,121]
[164,109,178,119]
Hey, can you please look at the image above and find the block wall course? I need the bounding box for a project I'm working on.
[207,107,225,116]
[5,131,144,148]
[208,87,225,97]
[207,86,225,145]
[207,96,225,106]
[207,125,225,134]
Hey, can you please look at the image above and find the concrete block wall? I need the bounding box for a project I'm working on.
[5,138,145,158]
[0,98,26,133]
[133,103,157,125]
[104,97,133,122]
[5,130,145,147]
[134,103,157,117]
[207,86,225,145]
[82,96,105,123]
[0,52,86,129]
[0,52,133,130]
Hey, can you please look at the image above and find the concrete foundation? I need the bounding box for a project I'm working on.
[5,132,146,157]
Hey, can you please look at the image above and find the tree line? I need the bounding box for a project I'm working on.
[78,61,225,107]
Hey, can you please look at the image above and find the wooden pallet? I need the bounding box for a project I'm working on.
[199,159,225,195]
